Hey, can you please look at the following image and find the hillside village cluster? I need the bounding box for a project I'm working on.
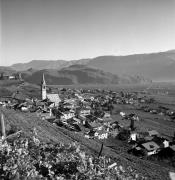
[0,72,23,81]
[0,74,175,164]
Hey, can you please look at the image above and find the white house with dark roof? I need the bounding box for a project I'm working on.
[60,111,75,120]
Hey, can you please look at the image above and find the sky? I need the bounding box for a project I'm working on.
[1,0,175,66]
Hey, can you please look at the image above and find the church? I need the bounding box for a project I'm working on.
[41,74,61,106]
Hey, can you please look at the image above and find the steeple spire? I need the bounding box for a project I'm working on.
[41,73,47,100]
[42,73,46,85]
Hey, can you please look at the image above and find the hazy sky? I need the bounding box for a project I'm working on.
[1,0,175,66]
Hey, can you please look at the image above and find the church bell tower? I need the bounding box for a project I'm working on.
[41,74,47,100]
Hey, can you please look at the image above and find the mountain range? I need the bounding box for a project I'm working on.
[1,50,175,84]
[21,65,150,85]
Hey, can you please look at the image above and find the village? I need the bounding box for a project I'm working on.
[0,72,23,81]
[0,74,175,169]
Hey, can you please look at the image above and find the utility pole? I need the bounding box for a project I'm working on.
[98,143,104,158]
[130,118,134,131]
[1,114,6,138]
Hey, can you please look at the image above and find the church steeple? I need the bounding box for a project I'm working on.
[42,73,46,85]
[41,73,47,100]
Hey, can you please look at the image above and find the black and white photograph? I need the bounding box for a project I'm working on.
[0,0,175,179]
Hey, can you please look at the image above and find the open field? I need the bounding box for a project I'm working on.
[0,81,41,98]
[112,106,175,137]
[49,82,175,92]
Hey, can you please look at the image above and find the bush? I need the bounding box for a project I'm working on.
[0,133,146,180]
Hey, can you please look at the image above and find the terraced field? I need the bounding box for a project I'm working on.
[0,107,174,180]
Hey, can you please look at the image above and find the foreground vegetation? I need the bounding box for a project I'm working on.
[0,131,147,180]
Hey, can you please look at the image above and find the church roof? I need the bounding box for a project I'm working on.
[47,94,61,106]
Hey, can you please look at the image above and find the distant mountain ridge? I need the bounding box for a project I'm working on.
[22,64,150,85]
[9,50,175,82]
[11,59,91,71]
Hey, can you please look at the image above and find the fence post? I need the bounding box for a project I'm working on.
[1,114,6,138]
[98,143,103,158]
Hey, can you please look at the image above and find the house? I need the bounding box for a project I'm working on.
[129,132,137,142]
[75,93,84,101]
[170,145,175,152]
[73,117,81,124]
[40,112,53,120]
[139,99,146,103]
[148,130,159,137]
[103,111,111,118]
[163,139,169,148]
[79,109,91,116]
[166,110,175,116]
[144,136,154,141]
[60,111,75,120]
[141,141,160,156]
[90,121,101,129]
[120,112,126,117]
[0,73,22,80]
[169,172,175,180]
[78,115,87,121]
[148,136,169,149]
[8,75,16,80]
[128,113,139,121]
[63,102,75,109]
[0,97,12,104]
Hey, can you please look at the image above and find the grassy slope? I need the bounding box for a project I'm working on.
[0,81,41,99]
[0,107,173,180]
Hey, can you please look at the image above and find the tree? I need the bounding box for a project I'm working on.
[130,119,135,131]
[118,129,130,141]
[108,103,114,115]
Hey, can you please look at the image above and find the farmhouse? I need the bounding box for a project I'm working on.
[141,141,160,156]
